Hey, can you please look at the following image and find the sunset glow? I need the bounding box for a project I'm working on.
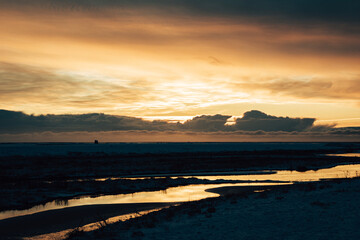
[0,1,359,141]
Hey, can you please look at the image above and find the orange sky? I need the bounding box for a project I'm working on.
[0,2,359,127]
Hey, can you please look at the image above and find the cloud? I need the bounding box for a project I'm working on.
[2,1,359,23]
[2,1,360,27]
[1,0,359,75]
[0,109,358,142]
[230,76,360,101]
[234,110,315,132]
[182,114,231,131]
[1,3,359,117]
[0,62,166,114]
[2,62,358,117]
[0,109,341,135]
[0,2,358,130]
[1,1,359,52]
[0,109,178,133]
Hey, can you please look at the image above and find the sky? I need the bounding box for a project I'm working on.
[0,1,359,141]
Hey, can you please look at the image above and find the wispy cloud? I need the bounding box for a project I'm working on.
[229,75,360,100]
[0,1,359,123]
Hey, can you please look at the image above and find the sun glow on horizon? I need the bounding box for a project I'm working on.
[0,2,359,129]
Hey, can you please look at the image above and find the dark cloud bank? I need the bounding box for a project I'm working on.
[2,1,358,57]
[3,0,359,22]
[0,109,357,135]
[2,0,359,28]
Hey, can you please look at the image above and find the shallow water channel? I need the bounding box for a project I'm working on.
[1,163,360,221]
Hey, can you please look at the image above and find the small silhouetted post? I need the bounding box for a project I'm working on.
[94,140,99,144]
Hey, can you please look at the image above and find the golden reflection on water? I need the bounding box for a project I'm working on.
[0,182,282,220]
[187,164,360,182]
[123,164,360,183]
[1,164,360,221]
[327,153,360,157]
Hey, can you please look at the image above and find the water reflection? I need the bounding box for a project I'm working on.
[75,170,277,182]
[327,153,360,157]
[1,164,360,221]
[183,164,360,182]
[0,182,284,221]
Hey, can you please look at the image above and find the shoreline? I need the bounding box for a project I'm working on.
[68,177,360,239]
[0,202,174,239]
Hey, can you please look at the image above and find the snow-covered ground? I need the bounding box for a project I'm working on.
[70,178,360,240]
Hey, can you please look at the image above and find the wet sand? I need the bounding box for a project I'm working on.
[0,202,173,239]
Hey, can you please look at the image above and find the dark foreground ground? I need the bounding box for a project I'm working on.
[0,142,359,211]
[0,203,172,239]
[0,142,359,239]
[2,142,359,182]
[67,178,360,240]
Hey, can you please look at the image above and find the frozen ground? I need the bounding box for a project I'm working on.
[69,178,360,240]
[0,142,359,239]
[2,142,359,183]
[1,142,359,213]
[0,142,355,157]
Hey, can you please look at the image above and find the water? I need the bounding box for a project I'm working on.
[0,182,283,220]
[91,170,277,182]
[327,153,360,157]
[1,163,360,221]
[182,164,360,182]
